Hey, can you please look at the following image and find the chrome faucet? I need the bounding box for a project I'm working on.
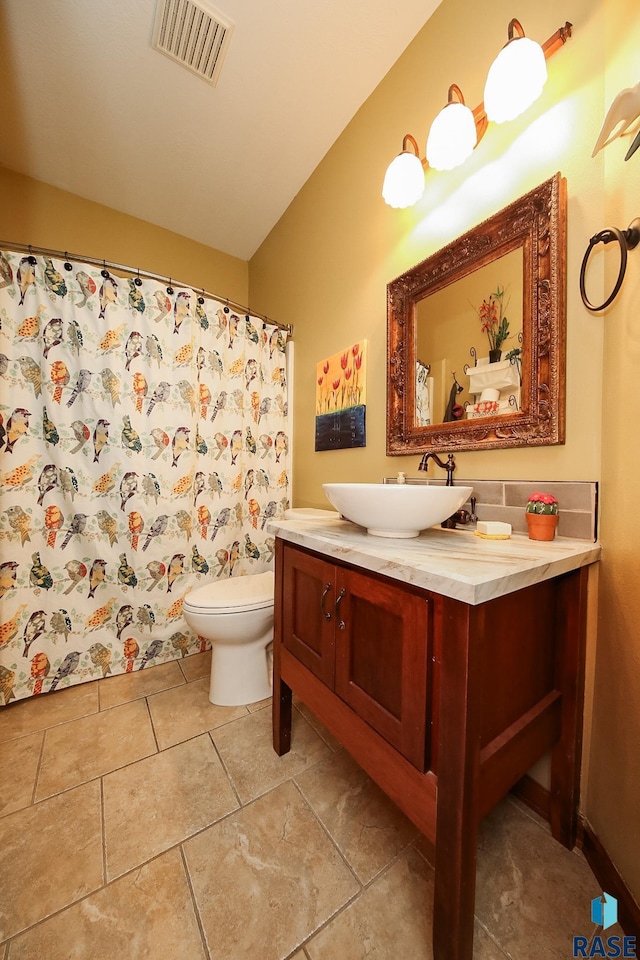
[418,452,456,486]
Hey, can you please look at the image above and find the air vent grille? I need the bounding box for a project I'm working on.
[152,0,234,85]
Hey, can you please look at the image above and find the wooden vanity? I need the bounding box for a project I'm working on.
[270,517,600,960]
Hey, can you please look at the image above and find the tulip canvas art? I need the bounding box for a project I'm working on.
[315,341,366,451]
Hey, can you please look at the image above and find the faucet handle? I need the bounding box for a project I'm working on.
[445,453,456,486]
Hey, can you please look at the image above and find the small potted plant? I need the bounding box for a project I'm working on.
[525,492,559,541]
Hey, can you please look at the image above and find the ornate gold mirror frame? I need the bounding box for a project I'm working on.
[386,173,566,454]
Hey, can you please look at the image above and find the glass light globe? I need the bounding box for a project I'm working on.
[382,151,425,208]
[484,36,547,123]
[426,102,477,171]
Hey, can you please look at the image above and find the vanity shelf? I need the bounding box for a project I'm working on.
[270,518,599,960]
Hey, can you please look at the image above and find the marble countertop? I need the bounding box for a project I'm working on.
[268,517,601,605]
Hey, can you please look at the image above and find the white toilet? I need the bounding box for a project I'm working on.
[182,570,274,707]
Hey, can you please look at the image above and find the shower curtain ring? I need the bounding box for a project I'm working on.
[198,287,205,305]
[134,269,142,287]
[167,279,174,295]
[64,252,73,271]
[101,260,110,279]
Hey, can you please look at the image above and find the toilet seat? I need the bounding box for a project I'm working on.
[183,570,274,615]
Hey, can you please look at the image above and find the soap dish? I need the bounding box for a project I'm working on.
[474,530,511,541]
[474,520,512,540]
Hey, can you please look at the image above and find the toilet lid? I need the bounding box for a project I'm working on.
[183,570,274,613]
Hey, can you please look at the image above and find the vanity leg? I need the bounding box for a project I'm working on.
[272,537,292,756]
[433,812,478,960]
[273,675,292,756]
[550,566,588,849]
[432,599,481,960]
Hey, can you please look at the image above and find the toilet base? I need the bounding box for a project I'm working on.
[208,631,273,706]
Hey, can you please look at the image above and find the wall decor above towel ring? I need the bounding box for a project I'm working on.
[580,218,640,311]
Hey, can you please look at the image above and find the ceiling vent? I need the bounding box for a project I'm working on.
[152,0,234,86]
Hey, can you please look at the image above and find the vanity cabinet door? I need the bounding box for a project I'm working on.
[282,546,336,687]
[334,567,431,771]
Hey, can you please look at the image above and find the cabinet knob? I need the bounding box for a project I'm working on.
[321,582,332,620]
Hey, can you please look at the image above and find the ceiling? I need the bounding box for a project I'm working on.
[1,0,441,261]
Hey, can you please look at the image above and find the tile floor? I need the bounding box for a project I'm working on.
[0,651,605,959]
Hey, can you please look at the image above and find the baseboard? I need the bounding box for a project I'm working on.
[511,773,551,822]
[511,776,640,938]
[581,821,640,938]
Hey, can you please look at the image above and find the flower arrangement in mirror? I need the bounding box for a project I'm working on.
[476,284,510,362]
[525,492,559,540]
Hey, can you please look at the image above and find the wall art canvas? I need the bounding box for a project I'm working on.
[315,341,366,451]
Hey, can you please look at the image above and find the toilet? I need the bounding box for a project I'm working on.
[182,570,274,707]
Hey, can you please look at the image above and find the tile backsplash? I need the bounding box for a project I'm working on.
[384,478,598,541]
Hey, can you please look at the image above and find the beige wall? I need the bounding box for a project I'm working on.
[585,1,640,899]
[0,167,248,304]
[250,0,639,900]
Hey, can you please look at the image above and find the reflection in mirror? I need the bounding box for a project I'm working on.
[415,249,523,425]
[387,173,566,454]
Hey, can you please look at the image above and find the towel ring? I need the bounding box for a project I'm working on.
[579,218,640,311]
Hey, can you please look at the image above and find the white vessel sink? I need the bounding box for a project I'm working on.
[322,483,473,538]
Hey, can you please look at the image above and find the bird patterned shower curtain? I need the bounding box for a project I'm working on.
[0,249,290,705]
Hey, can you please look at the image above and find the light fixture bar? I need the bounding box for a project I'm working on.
[541,20,572,58]
[402,20,572,172]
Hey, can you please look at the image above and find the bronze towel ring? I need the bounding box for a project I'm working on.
[579,218,640,311]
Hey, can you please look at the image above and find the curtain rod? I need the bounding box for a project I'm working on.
[0,241,293,336]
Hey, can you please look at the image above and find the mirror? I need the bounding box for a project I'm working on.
[387,173,566,454]
[415,248,524,424]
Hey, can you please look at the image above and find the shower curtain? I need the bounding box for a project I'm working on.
[0,250,289,704]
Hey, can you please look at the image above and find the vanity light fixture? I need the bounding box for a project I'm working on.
[426,84,478,171]
[382,134,426,209]
[382,19,572,209]
[484,19,547,123]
